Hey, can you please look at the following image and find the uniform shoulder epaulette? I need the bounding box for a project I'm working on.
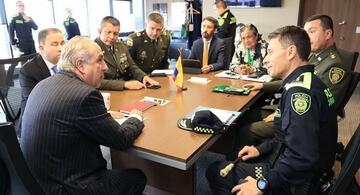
[10,13,19,21]
[285,72,312,90]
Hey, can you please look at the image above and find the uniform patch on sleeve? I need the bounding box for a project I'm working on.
[126,38,133,47]
[329,67,344,84]
[291,93,311,115]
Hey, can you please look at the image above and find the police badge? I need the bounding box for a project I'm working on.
[291,93,311,115]
[329,67,345,84]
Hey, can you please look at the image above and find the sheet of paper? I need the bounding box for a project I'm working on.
[141,96,170,106]
[187,106,241,126]
[215,70,241,79]
[115,118,128,125]
[151,69,174,75]
[187,77,211,84]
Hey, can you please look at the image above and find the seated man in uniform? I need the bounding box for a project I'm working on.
[95,16,159,90]
[207,26,338,195]
[21,36,146,195]
[127,12,170,74]
[229,14,350,154]
[189,16,226,74]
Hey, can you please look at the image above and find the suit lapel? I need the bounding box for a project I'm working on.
[208,37,216,60]
[37,55,51,78]
[95,38,117,69]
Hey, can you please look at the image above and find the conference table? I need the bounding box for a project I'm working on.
[107,72,261,194]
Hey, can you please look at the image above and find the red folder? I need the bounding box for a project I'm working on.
[120,101,156,114]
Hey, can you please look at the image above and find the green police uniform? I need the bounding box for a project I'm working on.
[126,30,170,74]
[95,38,146,91]
[308,44,350,111]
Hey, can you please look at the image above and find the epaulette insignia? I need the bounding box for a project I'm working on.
[329,67,345,84]
[136,32,141,36]
[317,56,322,61]
[126,38,133,47]
[291,93,311,115]
[330,53,336,59]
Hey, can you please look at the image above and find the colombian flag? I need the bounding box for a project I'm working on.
[173,54,184,91]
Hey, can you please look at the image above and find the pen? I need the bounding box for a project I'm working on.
[224,113,235,125]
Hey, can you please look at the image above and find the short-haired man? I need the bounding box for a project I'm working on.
[229,14,350,153]
[214,0,237,62]
[18,28,64,136]
[20,36,146,194]
[9,0,38,55]
[206,26,337,195]
[127,12,170,74]
[63,8,81,40]
[95,16,159,90]
[189,16,225,73]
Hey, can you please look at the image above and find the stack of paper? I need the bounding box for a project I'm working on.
[215,71,241,79]
[187,77,211,84]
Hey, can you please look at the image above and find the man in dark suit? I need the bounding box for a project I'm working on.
[189,16,225,74]
[20,36,146,194]
[18,28,64,136]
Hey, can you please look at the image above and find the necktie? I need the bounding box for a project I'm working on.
[51,66,58,74]
[110,47,117,62]
[202,41,209,67]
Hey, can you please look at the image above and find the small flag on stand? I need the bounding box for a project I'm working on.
[173,49,187,92]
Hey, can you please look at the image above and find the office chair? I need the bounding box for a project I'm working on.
[0,53,37,122]
[338,48,359,71]
[337,71,360,119]
[0,122,45,195]
[328,124,360,195]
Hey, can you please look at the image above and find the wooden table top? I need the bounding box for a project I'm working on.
[106,72,260,169]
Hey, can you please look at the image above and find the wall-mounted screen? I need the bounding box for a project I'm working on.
[225,0,282,7]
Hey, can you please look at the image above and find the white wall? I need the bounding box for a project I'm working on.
[202,0,301,40]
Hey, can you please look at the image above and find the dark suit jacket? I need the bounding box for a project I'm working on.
[20,71,144,194]
[189,36,225,71]
[19,54,50,134]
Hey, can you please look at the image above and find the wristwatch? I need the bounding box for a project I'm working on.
[256,177,269,192]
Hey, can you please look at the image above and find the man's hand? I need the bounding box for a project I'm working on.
[231,176,263,195]
[130,109,143,121]
[238,146,260,161]
[124,80,145,90]
[142,76,159,86]
[201,65,211,74]
[108,111,123,119]
[243,82,264,91]
[263,112,275,123]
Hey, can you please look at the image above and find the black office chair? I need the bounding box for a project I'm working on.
[0,122,45,195]
[337,71,360,119]
[0,53,37,122]
[328,124,360,195]
[338,48,359,71]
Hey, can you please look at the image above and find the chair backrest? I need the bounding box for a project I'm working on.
[329,124,360,195]
[338,48,359,71]
[0,53,37,122]
[337,71,360,116]
[0,122,45,195]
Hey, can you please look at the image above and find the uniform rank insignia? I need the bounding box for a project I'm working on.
[330,52,336,59]
[329,67,344,84]
[139,51,147,60]
[136,32,141,36]
[126,38,133,47]
[291,93,311,115]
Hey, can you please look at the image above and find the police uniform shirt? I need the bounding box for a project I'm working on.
[9,13,38,45]
[308,44,351,111]
[127,30,170,74]
[255,65,337,191]
[216,9,236,39]
[63,17,81,40]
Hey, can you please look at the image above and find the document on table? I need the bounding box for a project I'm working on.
[240,75,272,83]
[151,69,174,75]
[215,70,241,79]
[187,77,211,84]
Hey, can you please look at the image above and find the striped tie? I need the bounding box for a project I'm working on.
[51,66,58,74]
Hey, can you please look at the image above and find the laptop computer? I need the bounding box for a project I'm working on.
[183,59,202,74]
